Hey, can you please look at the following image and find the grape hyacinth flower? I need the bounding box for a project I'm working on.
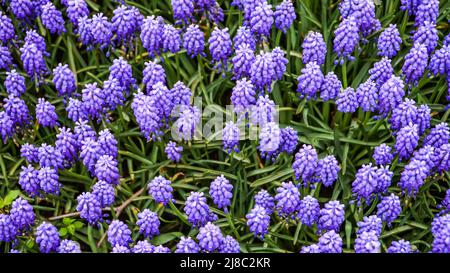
[92,180,115,208]
[57,240,81,253]
[20,42,48,79]
[196,222,224,252]
[258,122,281,160]
[76,192,103,225]
[183,24,205,58]
[66,0,90,26]
[377,24,402,58]
[402,43,428,86]
[357,215,382,237]
[278,127,298,155]
[219,235,240,253]
[356,80,378,112]
[149,82,174,119]
[90,13,113,50]
[272,47,289,81]
[412,21,438,54]
[132,240,154,253]
[19,166,40,197]
[399,159,428,196]
[0,214,17,242]
[368,57,394,87]
[339,0,378,36]
[36,98,58,127]
[320,72,342,101]
[35,222,60,253]
[250,95,276,127]
[52,64,76,98]
[172,0,194,24]
[317,155,340,187]
[175,237,200,253]
[222,121,240,153]
[395,123,419,161]
[98,129,118,158]
[0,11,15,44]
[209,27,232,74]
[0,46,12,70]
[142,60,166,93]
[333,16,360,64]
[373,144,393,166]
[107,220,132,247]
[318,200,345,233]
[292,144,318,185]
[424,123,450,149]
[296,62,324,100]
[153,245,171,253]
[250,52,275,91]
[165,141,183,162]
[274,181,301,217]
[131,92,163,141]
[0,111,14,143]
[184,191,215,227]
[302,31,327,65]
[170,81,192,107]
[136,209,160,238]
[67,98,88,122]
[318,230,343,253]
[431,214,450,253]
[112,246,131,254]
[103,78,125,110]
[77,16,93,46]
[162,24,181,53]
[336,88,358,113]
[233,26,256,50]
[173,105,201,141]
[354,231,380,253]
[140,15,164,58]
[429,45,450,77]
[4,95,31,126]
[81,83,106,121]
[250,2,274,39]
[297,195,320,227]
[10,0,34,21]
[37,166,61,195]
[412,145,437,174]
[147,176,173,206]
[5,70,26,97]
[378,75,405,115]
[274,0,296,33]
[376,167,393,195]
[390,98,418,131]
[254,189,275,215]
[377,193,401,225]
[109,57,136,93]
[80,138,100,174]
[436,144,450,173]
[352,163,378,202]
[55,127,78,166]
[246,205,270,239]
[74,120,96,145]
[111,5,142,46]
[21,143,39,163]
[415,0,439,26]
[231,78,256,113]
[9,197,35,231]
[387,240,412,253]
[300,244,320,253]
[209,175,233,212]
[95,155,120,185]
[41,2,66,35]
[232,44,255,79]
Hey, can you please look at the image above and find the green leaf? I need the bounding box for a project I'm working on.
[1,190,20,207]
[151,232,184,245]
[59,228,68,237]
[67,225,76,235]
[73,221,84,229]
[63,218,75,225]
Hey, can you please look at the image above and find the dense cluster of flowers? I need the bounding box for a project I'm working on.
[0,0,449,255]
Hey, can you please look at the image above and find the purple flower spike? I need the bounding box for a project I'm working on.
[302,31,327,65]
[5,70,26,97]
[209,175,233,212]
[36,222,60,253]
[368,57,394,87]
[377,193,401,225]
[232,44,255,79]
[336,87,358,113]
[172,0,194,24]
[402,43,428,86]
[140,16,164,58]
[41,3,66,35]
[320,72,342,101]
[356,80,378,112]
[233,26,256,50]
[183,24,205,58]
[246,205,270,239]
[318,200,345,233]
[274,181,301,217]
[254,189,275,215]
[412,21,438,54]
[184,191,216,227]
[36,98,58,127]
[250,52,275,91]
[165,141,183,162]
[317,155,340,187]
[296,62,324,100]
[148,176,173,206]
[395,123,419,161]
[293,144,318,185]
[378,24,402,58]
[250,2,274,39]
[274,0,296,33]
[76,192,103,225]
[373,144,393,166]
[136,209,160,238]
[222,121,240,153]
[333,17,360,64]
[297,195,320,227]
[209,27,232,74]
[378,75,405,115]
[53,64,76,97]
[399,159,428,196]
[0,11,15,44]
